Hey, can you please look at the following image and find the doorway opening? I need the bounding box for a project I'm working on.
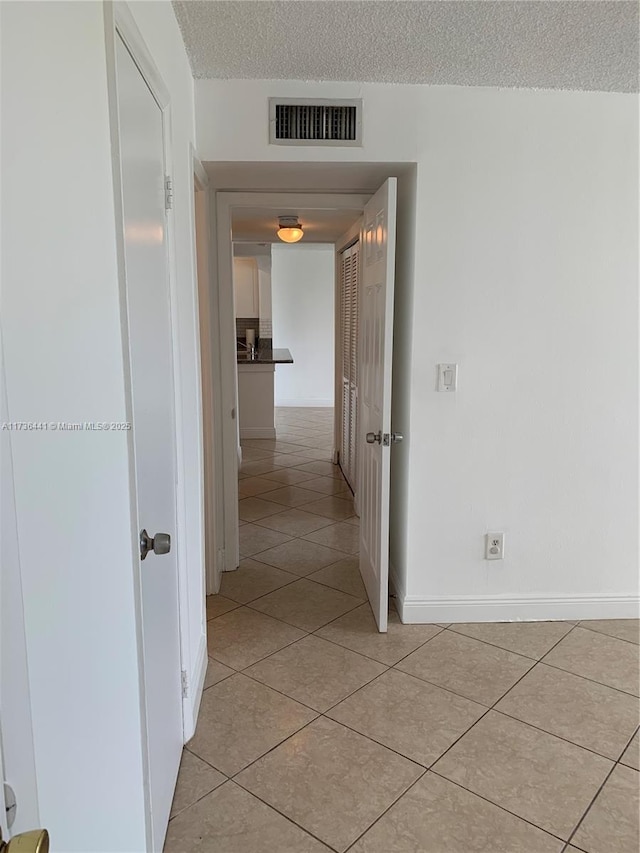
[231,204,361,470]
[206,168,411,635]
[224,202,365,630]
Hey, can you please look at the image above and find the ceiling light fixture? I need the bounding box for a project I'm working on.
[277,215,304,243]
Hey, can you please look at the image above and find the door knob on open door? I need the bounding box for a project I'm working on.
[366,431,382,444]
[140,529,171,560]
[0,828,49,853]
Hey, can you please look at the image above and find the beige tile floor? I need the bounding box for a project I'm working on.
[165,408,640,853]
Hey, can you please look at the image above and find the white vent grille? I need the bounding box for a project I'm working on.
[269,98,362,147]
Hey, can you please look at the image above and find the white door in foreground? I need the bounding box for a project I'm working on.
[115,34,183,849]
[358,179,398,633]
[0,344,39,841]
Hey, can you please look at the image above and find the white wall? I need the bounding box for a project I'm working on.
[1,3,146,849]
[0,2,203,850]
[197,78,639,620]
[271,244,335,407]
[408,86,639,621]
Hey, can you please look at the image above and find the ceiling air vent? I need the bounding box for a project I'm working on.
[269,98,362,147]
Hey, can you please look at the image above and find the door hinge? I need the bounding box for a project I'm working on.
[164,176,174,210]
[181,669,189,698]
[4,783,16,828]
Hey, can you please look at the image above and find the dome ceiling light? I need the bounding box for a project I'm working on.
[277,215,304,243]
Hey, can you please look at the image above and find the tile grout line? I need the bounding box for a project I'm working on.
[169,768,338,853]
[232,729,426,853]
[562,723,640,851]
[247,541,352,571]
[427,768,571,848]
[408,624,586,842]
[166,771,227,823]
[202,635,587,847]
[227,779,341,853]
[488,707,625,764]
[243,590,365,631]
[208,624,312,671]
[445,623,574,663]
[238,644,390,716]
[308,624,447,671]
[538,659,640,699]
[338,769,430,852]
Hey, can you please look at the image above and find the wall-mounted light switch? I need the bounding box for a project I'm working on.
[437,363,458,392]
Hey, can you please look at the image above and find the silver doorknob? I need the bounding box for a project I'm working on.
[391,433,404,443]
[366,431,382,444]
[140,529,171,560]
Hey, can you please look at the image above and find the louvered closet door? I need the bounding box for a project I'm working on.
[339,241,360,492]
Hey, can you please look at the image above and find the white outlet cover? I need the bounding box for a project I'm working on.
[485,532,505,560]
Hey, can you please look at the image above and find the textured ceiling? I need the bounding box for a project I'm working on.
[232,206,362,242]
[173,1,639,93]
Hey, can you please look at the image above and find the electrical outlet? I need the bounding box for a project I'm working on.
[485,532,505,561]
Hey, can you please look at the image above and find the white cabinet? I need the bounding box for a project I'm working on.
[237,363,276,439]
[233,257,259,318]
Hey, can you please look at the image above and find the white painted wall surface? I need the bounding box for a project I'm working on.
[1,1,203,849]
[197,79,639,620]
[407,86,639,621]
[1,4,146,849]
[271,244,335,407]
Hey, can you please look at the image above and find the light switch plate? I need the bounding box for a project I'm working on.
[437,363,458,392]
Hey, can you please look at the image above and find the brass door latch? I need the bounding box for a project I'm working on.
[0,828,49,853]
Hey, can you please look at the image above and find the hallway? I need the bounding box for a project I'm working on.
[165,408,639,853]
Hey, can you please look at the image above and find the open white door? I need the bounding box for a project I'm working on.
[115,33,183,849]
[358,178,397,632]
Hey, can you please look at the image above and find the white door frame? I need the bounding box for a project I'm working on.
[105,0,201,774]
[191,149,224,596]
[214,191,370,571]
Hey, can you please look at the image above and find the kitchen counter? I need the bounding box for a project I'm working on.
[236,347,293,365]
[236,348,293,439]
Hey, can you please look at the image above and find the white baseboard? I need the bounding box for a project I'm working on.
[183,633,208,741]
[394,592,640,624]
[239,427,276,439]
[275,398,334,408]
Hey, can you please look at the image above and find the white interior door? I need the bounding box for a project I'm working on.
[0,340,40,840]
[358,178,397,632]
[116,34,183,849]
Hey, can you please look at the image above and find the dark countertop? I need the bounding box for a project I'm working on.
[237,347,294,365]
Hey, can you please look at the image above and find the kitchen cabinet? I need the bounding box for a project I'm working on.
[233,257,259,317]
[237,348,294,440]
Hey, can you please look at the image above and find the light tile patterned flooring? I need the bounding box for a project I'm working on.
[165,408,640,853]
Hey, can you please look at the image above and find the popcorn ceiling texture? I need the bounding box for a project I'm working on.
[172,1,638,93]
